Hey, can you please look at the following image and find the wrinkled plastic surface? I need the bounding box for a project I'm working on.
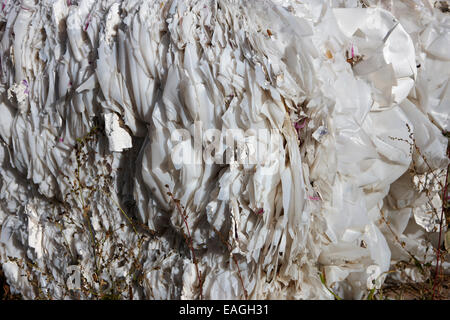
[0,0,448,300]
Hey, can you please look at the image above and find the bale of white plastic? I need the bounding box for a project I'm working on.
[0,0,448,300]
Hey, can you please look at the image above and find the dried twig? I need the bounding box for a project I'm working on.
[165,185,203,300]
[432,136,449,299]
[211,225,248,300]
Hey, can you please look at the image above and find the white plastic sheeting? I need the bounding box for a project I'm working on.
[0,0,448,299]
[104,112,132,152]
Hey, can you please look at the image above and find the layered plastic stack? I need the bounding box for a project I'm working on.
[0,0,448,299]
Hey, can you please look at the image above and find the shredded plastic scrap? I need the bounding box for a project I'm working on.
[0,0,448,299]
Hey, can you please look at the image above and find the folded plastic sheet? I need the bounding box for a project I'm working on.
[104,112,133,152]
[0,0,448,300]
[333,7,417,109]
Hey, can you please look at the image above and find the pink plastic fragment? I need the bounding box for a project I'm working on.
[294,119,307,132]
[23,80,29,94]
[256,208,264,215]
[84,14,91,31]
[308,196,320,201]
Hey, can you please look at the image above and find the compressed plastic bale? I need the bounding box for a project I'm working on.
[0,0,448,300]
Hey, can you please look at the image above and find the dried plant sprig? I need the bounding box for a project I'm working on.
[210,225,248,300]
[432,139,449,299]
[165,185,203,300]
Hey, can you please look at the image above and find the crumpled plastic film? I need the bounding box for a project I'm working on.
[333,7,417,109]
[0,0,448,300]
